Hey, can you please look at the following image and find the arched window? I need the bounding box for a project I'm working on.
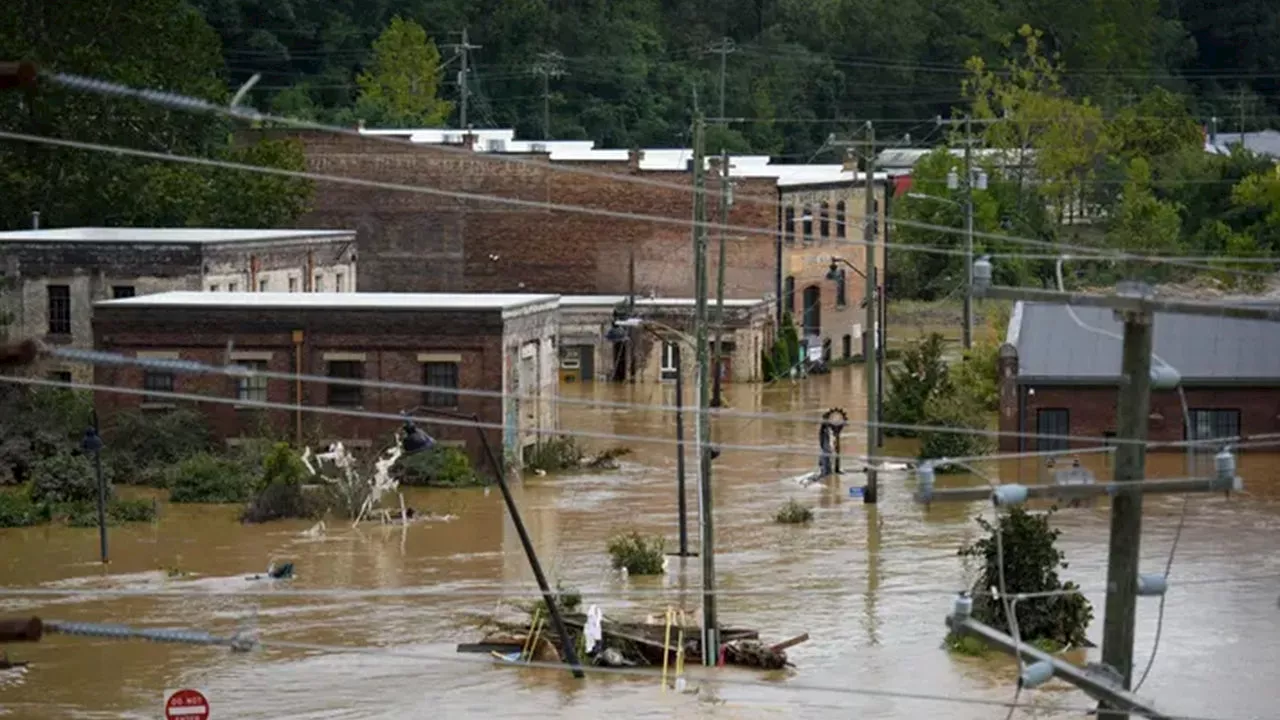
[835,201,846,238]
[820,201,830,238]
[784,276,796,315]
[802,204,813,242]
[802,284,821,337]
[784,206,796,245]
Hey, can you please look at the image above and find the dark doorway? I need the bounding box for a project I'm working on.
[802,285,821,337]
[611,341,627,382]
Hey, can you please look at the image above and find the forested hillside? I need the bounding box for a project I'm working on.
[190,0,1280,157]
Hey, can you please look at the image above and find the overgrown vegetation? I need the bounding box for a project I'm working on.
[526,436,585,473]
[774,498,814,524]
[761,315,801,382]
[241,443,322,523]
[396,446,484,487]
[948,506,1093,653]
[167,453,255,504]
[882,332,997,464]
[606,531,666,575]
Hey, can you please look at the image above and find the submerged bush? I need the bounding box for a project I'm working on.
[0,490,47,528]
[774,498,814,524]
[606,531,666,575]
[29,452,108,507]
[526,436,585,473]
[397,446,483,487]
[168,453,254,504]
[104,409,214,486]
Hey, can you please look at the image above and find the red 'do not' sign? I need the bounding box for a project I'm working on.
[164,688,210,720]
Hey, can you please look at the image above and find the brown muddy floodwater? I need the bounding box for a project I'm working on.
[1,366,1278,719]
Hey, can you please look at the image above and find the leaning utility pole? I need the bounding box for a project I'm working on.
[531,50,566,140]
[710,148,732,408]
[707,38,736,125]
[691,112,719,665]
[446,29,482,129]
[923,264,1270,719]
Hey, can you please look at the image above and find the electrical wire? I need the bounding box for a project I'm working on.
[21,345,1264,452]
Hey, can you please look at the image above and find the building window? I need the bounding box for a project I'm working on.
[802,204,813,242]
[836,201,846,238]
[327,361,363,407]
[288,277,298,293]
[143,370,174,404]
[111,286,135,299]
[314,275,324,292]
[560,348,581,370]
[422,361,459,407]
[1035,408,1070,452]
[802,285,821,337]
[47,284,71,335]
[842,334,852,359]
[835,269,847,307]
[784,276,796,315]
[236,360,268,403]
[1187,409,1240,443]
[228,282,238,292]
[335,273,345,292]
[819,201,830,238]
[210,284,219,292]
[783,207,795,245]
[49,370,73,386]
[660,341,680,381]
[258,279,268,292]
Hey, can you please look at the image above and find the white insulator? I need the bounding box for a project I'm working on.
[992,484,1028,507]
[1215,447,1236,483]
[1137,573,1168,597]
[1019,660,1055,689]
[1149,364,1181,390]
[952,593,973,621]
[972,256,993,292]
[915,462,936,503]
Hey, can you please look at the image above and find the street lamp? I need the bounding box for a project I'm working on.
[396,408,585,679]
[81,411,107,565]
[825,256,886,452]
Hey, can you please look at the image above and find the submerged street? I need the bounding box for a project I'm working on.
[1,365,1277,719]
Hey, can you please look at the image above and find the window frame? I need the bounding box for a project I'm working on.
[236,360,269,403]
[111,285,136,299]
[835,201,846,238]
[659,341,680,381]
[802,204,814,242]
[1035,408,1070,452]
[783,207,796,245]
[835,269,847,307]
[326,360,364,408]
[47,284,71,335]
[143,370,175,404]
[819,201,830,238]
[784,276,796,315]
[1186,408,1241,444]
[421,361,460,408]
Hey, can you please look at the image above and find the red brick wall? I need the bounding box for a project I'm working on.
[92,306,507,475]
[999,383,1280,452]
[255,131,780,299]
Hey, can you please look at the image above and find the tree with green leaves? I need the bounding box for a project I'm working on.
[351,17,454,128]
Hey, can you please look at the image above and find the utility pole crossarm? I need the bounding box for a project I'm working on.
[975,284,1280,322]
[915,474,1241,505]
[445,29,482,130]
[946,613,1173,720]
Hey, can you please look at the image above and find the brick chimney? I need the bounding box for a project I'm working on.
[627,148,644,173]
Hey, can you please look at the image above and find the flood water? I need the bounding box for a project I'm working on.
[1,365,1277,719]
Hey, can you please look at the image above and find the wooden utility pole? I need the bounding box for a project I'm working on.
[927,269,1273,718]
[708,38,736,125]
[691,112,718,665]
[711,148,731,407]
[531,51,566,140]
[962,115,974,349]
[862,121,880,504]
[446,29,481,129]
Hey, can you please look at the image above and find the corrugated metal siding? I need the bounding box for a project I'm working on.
[1014,302,1280,381]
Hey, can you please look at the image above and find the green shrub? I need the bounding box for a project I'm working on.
[397,446,483,486]
[606,531,666,575]
[105,409,213,486]
[882,333,950,437]
[0,489,47,528]
[527,436,584,473]
[109,497,157,523]
[28,452,108,506]
[241,481,322,523]
[958,506,1093,648]
[944,632,989,656]
[950,341,1001,412]
[168,453,254,503]
[774,498,814,524]
[919,392,994,465]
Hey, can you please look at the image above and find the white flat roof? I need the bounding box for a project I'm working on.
[561,295,766,308]
[96,291,558,311]
[0,228,354,244]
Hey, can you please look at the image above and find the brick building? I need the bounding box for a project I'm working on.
[997,301,1280,453]
[267,130,780,300]
[557,295,773,384]
[0,228,357,382]
[769,171,887,361]
[91,292,559,474]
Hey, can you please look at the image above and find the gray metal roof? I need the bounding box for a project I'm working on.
[1009,301,1280,383]
[1205,130,1280,159]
